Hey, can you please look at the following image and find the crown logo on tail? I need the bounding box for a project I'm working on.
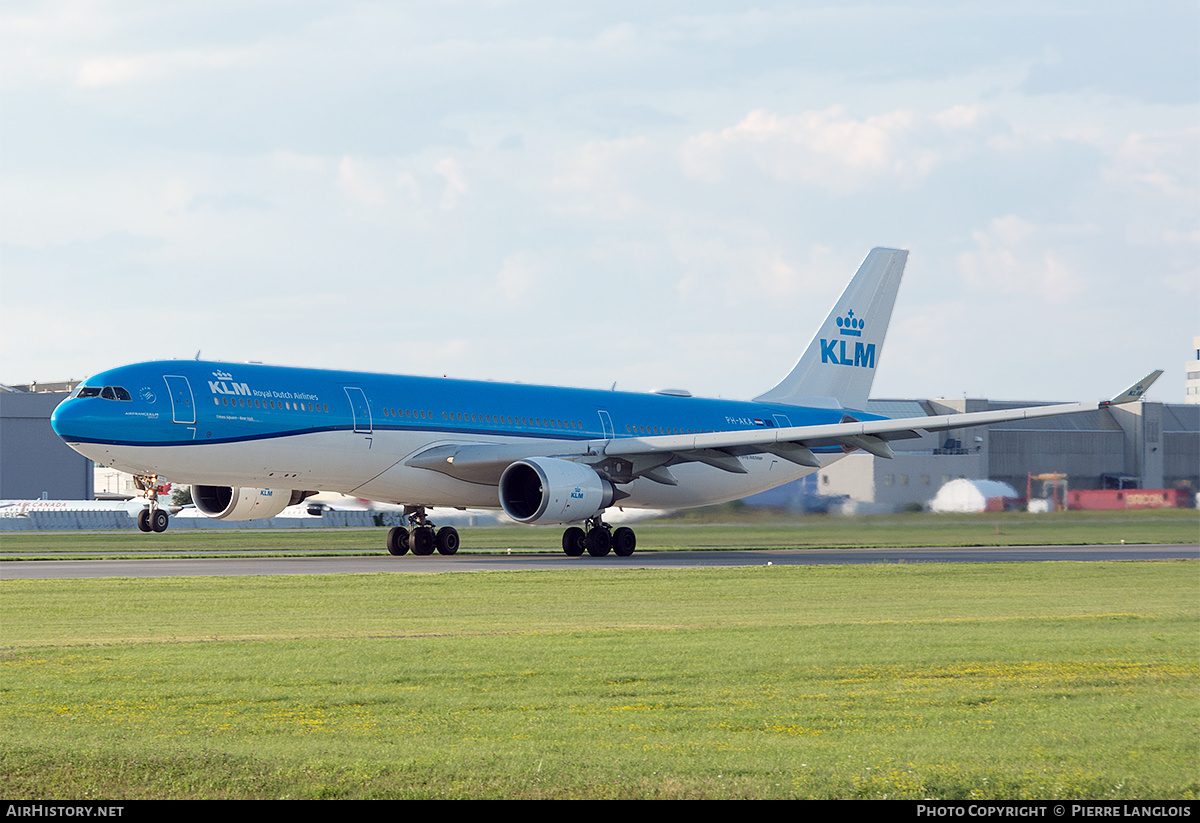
[836,310,863,337]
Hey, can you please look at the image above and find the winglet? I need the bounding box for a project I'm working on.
[1105,370,1163,405]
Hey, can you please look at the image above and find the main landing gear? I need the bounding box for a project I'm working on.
[561,516,636,558]
[383,510,636,559]
[133,474,170,533]
[386,506,459,557]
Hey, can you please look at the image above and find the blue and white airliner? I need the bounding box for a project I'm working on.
[50,248,1161,557]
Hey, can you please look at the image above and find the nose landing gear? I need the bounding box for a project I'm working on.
[133,475,170,533]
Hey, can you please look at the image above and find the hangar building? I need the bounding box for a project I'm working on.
[810,398,1198,512]
[0,383,91,500]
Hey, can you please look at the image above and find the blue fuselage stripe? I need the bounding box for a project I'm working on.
[51,360,882,449]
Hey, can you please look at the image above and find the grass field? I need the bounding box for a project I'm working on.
[2,550,1197,798]
[2,508,1197,560]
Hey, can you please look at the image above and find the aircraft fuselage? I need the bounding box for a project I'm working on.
[51,360,865,511]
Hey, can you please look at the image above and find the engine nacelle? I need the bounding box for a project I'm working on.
[192,486,313,521]
[499,457,615,525]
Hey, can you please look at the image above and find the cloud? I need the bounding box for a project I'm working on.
[435,158,467,210]
[1103,128,1200,200]
[681,106,972,193]
[337,156,389,206]
[75,47,253,89]
[495,251,539,304]
[547,137,656,218]
[76,56,146,88]
[672,231,823,305]
[957,216,1087,303]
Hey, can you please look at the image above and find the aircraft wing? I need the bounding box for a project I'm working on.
[406,371,1162,487]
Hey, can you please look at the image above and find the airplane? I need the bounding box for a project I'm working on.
[0,498,151,519]
[49,248,1162,557]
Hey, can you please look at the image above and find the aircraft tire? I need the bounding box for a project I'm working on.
[435,526,460,555]
[386,527,410,556]
[586,527,611,557]
[612,527,636,557]
[412,526,436,556]
[137,509,152,532]
[150,510,169,532]
[562,527,586,557]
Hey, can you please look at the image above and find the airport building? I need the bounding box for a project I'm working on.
[1187,337,1200,404]
[0,382,91,500]
[804,397,1199,512]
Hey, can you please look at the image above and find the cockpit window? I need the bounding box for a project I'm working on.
[75,385,131,401]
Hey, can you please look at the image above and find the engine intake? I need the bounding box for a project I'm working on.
[499,458,614,524]
[192,486,314,521]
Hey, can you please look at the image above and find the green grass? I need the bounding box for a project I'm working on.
[2,562,1197,799]
[1,508,1196,560]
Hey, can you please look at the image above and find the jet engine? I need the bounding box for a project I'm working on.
[192,486,314,521]
[499,457,615,525]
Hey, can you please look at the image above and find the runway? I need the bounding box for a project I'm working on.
[3,543,1196,579]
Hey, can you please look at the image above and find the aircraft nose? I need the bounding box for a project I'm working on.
[50,396,87,440]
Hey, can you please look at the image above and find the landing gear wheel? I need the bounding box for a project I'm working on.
[612,527,636,557]
[387,527,410,556]
[435,526,460,555]
[411,526,436,556]
[150,509,169,533]
[133,474,165,533]
[562,527,586,557]
[586,527,611,557]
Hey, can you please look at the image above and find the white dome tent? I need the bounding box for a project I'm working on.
[931,479,1020,513]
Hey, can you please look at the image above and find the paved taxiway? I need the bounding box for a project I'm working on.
[3,544,1196,579]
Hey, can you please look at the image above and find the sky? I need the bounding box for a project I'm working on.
[2,1,1197,404]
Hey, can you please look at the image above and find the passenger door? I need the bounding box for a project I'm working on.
[163,375,196,425]
[344,387,372,434]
